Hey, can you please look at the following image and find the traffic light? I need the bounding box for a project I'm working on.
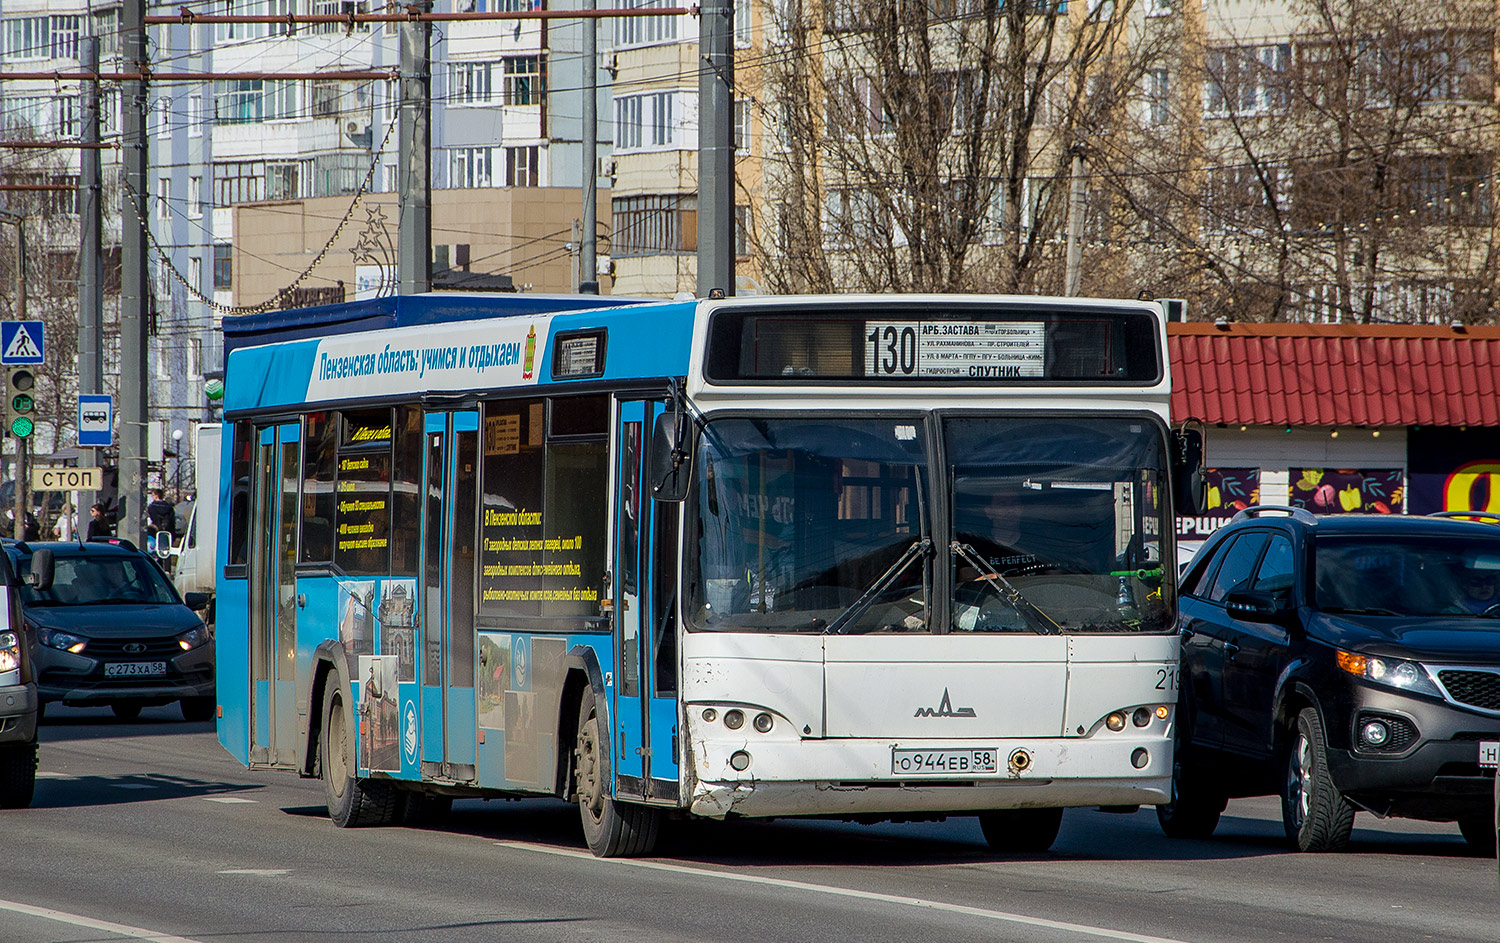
[6,367,35,439]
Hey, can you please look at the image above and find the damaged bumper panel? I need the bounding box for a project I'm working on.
[687,734,1171,819]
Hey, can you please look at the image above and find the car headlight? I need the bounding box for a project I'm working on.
[177,626,209,651]
[38,626,88,654]
[1336,650,1443,698]
[0,630,21,678]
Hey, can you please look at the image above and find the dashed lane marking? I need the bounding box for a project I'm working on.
[201,796,257,804]
[0,898,206,943]
[216,869,291,876]
[493,841,1195,943]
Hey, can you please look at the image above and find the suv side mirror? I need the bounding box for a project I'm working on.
[184,591,209,611]
[1224,589,1281,621]
[27,548,54,593]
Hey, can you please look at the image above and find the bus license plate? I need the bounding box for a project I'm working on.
[1480,742,1499,768]
[892,748,998,775]
[104,662,167,678]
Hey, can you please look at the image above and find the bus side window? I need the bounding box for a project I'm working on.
[228,420,254,568]
[653,501,679,696]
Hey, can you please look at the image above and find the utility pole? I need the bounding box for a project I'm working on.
[696,0,734,298]
[7,217,28,540]
[398,4,432,295]
[119,0,150,546]
[579,0,598,295]
[1064,148,1086,297]
[79,35,103,397]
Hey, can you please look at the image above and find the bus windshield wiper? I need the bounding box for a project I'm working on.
[951,541,1063,636]
[825,538,932,635]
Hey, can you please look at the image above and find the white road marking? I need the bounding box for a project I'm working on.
[0,898,206,943]
[216,869,291,876]
[201,796,257,804]
[494,842,1194,943]
[35,771,73,778]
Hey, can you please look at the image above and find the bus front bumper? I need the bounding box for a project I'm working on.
[686,733,1171,819]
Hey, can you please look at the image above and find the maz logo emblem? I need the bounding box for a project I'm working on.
[123,643,147,654]
[914,688,976,718]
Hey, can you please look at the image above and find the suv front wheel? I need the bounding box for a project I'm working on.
[1281,707,1355,852]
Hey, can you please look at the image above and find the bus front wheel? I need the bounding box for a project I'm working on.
[574,689,660,857]
[977,808,1064,853]
[321,667,402,828]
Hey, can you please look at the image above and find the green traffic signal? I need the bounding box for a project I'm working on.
[9,416,32,438]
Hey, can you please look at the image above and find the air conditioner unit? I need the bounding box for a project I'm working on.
[596,255,614,277]
[598,157,617,178]
[602,52,619,76]
[344,117,373,149]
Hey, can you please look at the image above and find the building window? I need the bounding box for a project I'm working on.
[213,244,233,290]
[215,80,265,125]
[450,147,494,188]
[611,194,695,256]
[504,146,539,187]
[450,61,494,104]
[188,256,203,292]
[213,160,266,205]
[51,15,81,59]
[734,204,751,257]
[266,162,302,200]
[1145,68,1170,125]
[311,0,372,34]
[188,94,203,136]
[615,0,677,46]
[56,97,78,137]
[503,56,544,106]
[733,98,751,152]
[1204,44,1289,116]
[2,17,50,60]
[614,92,677,151]
[156,97,172,138]
[267,81,299,120]
[188,176,203,217]
[156,178,172,221]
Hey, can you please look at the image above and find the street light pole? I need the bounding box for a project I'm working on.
[171,428,183,501]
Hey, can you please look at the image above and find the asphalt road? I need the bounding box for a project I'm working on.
[2,704,1494,943]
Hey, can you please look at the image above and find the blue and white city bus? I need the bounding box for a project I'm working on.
[215,292,1203,856]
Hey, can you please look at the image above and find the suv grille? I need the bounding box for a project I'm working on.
[84,636,181,658]
[1436,670,1500,712]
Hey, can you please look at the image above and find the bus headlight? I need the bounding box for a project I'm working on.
[723,709,745,730]
[0,630,20,680]
[1106,712,1127,731]
[753,712,773,733]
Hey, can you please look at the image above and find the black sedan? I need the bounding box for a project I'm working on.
[1162,508,1500,852]
[7,539,214,722]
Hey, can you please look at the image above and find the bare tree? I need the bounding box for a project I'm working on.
[756,0,1178,294]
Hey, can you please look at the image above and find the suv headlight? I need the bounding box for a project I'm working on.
[1336,650,1443,698]
[0,630,20,681]
[38,626,88,653]
[177,626,209,651]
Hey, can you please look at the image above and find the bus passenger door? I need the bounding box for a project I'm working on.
[612,400,680,802]
[418,411,479,782]
[249,422,300,769]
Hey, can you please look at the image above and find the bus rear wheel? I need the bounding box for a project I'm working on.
[321,667,402,828]
[574,689,660,857]
[978,808,1064,853]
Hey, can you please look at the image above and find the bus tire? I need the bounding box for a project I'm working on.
[977,807,1064,853]
[574,689,659,857]
[0,742,37,809]
[321,667,402,828]
[1156,752,1225,839]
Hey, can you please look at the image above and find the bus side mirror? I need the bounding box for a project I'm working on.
[649,408,693,503]
[1172,425,1207,516]
[28,548,54,593]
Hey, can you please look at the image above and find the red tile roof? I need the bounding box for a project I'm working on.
[1169,323,1500,427]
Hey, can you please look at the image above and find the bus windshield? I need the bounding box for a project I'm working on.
[946,416,1173,634]
[689,417,931,633]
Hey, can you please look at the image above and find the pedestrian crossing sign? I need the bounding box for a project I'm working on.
[0,321,44,365]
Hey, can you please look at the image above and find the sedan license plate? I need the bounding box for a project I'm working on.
[1480,741,1499,769]
[104,662,167,678]
[892,748,998,776]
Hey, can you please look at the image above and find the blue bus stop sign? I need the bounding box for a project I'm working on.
[78,394,113,447]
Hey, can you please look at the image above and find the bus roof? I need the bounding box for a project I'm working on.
[222,292,655,357]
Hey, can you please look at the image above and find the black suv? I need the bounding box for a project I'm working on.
[1162,507,1500,852]
[6,539,214,722]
